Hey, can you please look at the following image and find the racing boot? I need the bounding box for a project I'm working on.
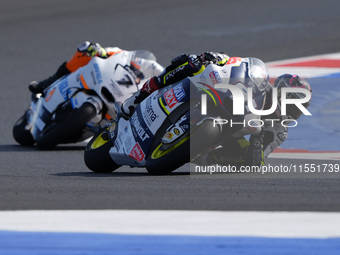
[245,134,264,166]
[121,90,150,118]
[121,77,160,118]
[29,61,70,94]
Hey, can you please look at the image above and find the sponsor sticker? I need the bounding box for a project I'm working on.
[128,142,145,162]
[58,78,69,100]
[173,128,181,135]
[226,57,242,65]
[143,97,158,126]
[164,132,174,140]
[209,71,222,85]
[164,83,186,108]
[45,88,56,102]
[93,63,103,84]
[131,112,150,141]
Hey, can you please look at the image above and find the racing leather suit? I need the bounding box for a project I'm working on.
[130,52,286,167]
[139,52,229,94]
[29,41,163,94]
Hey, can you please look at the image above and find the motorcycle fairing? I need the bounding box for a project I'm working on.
[159,80,190,114]
[107,59,269,168]
[109,117,145,167]
[108,80,191,167]
[28,52,146,141]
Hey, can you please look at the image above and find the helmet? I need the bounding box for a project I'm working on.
[274,74,312,120]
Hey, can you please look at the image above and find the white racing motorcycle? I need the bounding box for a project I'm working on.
[13,50,164,149]
[84,57,270,174]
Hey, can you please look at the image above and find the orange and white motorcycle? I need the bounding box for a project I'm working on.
[13,50,164,149]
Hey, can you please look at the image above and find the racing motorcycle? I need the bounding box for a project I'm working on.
[84,57,270,175]
[13,50,164,149]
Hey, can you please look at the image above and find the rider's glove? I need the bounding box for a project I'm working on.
[199,52,219,65]
[200,52,229,66]
[87,43,107,57]
[169,53,202,74]
[78,41,107,58]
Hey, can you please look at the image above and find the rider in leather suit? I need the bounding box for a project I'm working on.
[28,41,164,95]
[201,73,312,168]
[121,52,312,167]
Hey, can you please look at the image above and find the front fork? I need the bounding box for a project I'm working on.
[161,111,190,147]
[160,108,224,154]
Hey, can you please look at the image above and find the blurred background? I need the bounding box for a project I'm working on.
[2,0,340,144]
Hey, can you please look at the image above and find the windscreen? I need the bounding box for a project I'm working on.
[133,50,157,61]
[247,57,270,92]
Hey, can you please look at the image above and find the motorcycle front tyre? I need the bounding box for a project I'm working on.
[13,112,35,146]
[146,136,190,175]
[146,118,221,175]
[84,128,119,173]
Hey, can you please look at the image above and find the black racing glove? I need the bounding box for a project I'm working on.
[200,52,230,66]
[199,52,220,65]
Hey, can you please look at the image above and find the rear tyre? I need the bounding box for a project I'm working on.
[36,103,97,149]
[13,112,35,146]
[84,128,119,173]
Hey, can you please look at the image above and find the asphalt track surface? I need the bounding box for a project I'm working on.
[1,0,340,211]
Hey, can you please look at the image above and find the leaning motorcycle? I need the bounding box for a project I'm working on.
[13,50,164,149]
[84,57,270,175]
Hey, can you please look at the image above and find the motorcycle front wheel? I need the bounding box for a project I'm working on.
[13,112,35,146]
[84,127,120,173]
[145,99,221,175]
[146,118,220,175]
